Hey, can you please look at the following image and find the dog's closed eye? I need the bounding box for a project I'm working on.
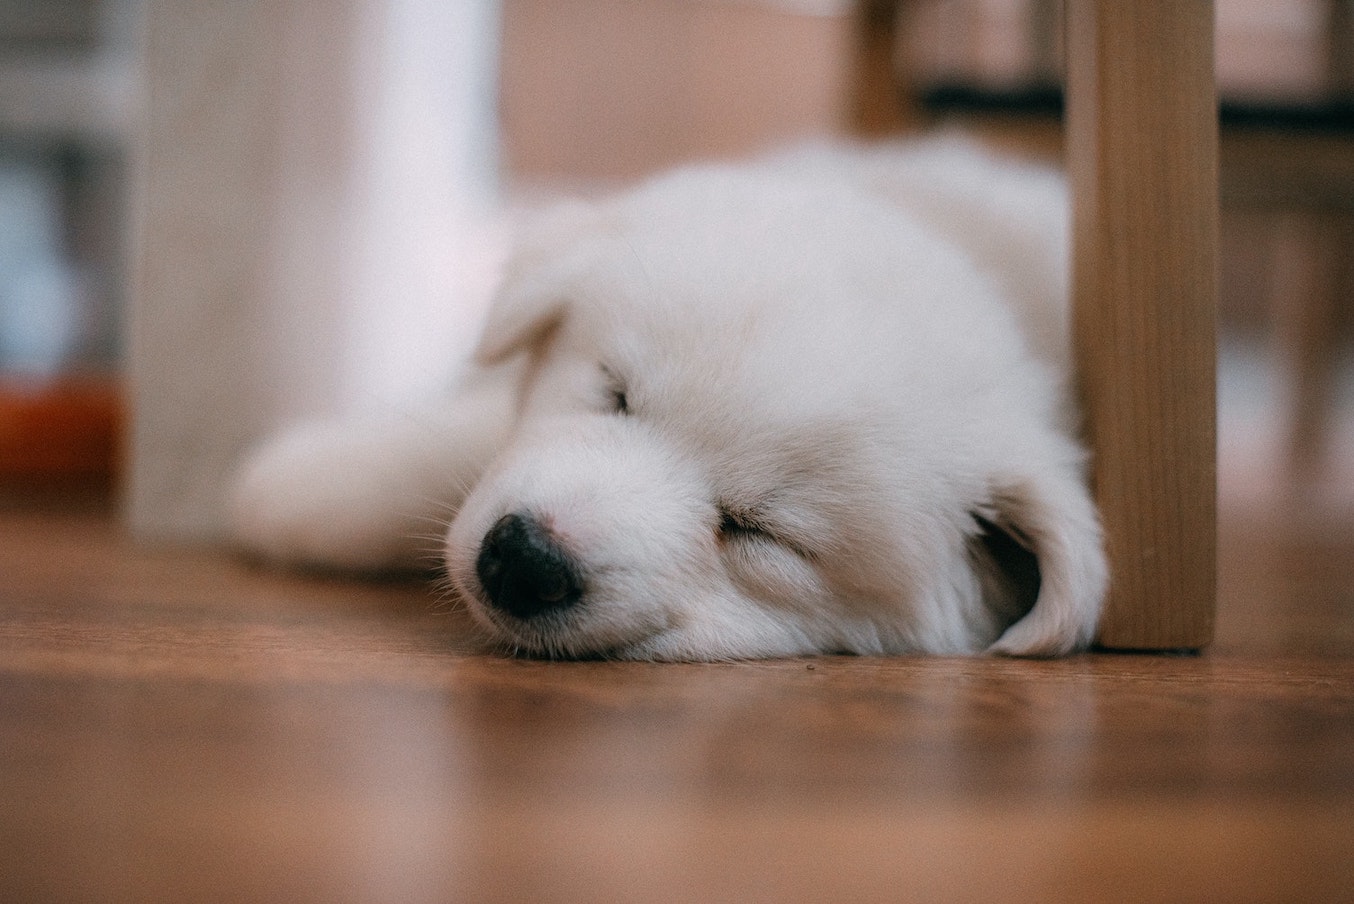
[716,501,826,604]
[716,504,815,555]
[717,505,769,541]
[600,365,630,415]
[717,501,825,566]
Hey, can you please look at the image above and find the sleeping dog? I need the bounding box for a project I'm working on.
[231,138,1107,660]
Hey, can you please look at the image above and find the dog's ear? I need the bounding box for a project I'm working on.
[475,200,602,365]
[968,511,1042,635]
[973,470,1107,657]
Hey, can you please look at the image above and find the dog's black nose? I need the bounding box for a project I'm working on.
[475,513,584,619]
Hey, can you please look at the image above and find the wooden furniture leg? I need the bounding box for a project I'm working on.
[1066,3,1219,650]
[850,0,909,137]
[1280,212,1354,487]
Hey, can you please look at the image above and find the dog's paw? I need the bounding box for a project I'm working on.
[228,421,443,573]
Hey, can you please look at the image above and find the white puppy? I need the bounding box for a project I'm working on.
[231,138,1107,660]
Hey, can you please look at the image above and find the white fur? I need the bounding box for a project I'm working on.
[230,137,1107,660]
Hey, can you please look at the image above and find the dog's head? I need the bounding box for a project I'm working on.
[445,165,1105,660]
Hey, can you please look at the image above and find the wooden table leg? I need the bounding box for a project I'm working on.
[1066,3,1219,650]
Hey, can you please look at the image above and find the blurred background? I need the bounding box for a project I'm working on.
[0,0,1350,544]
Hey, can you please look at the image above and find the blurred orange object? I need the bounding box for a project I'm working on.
[0,378,122,482]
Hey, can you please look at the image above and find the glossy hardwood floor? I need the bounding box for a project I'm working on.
[1,486,1351,904]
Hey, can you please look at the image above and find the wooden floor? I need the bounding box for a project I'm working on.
[1,487,1352,904]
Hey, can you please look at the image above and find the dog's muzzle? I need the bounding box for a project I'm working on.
[475,513,585,619]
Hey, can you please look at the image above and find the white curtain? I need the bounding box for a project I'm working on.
[128,0,503,540]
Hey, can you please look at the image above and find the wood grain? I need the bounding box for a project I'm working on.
[1,491,1352,903]
[1066,3,1219,649]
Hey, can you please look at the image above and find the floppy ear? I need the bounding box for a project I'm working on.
[968,510,1041,636]
[974,469,1108,657]
[475,200,602,365]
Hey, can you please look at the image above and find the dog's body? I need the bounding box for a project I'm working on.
[231,138,1107,660]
